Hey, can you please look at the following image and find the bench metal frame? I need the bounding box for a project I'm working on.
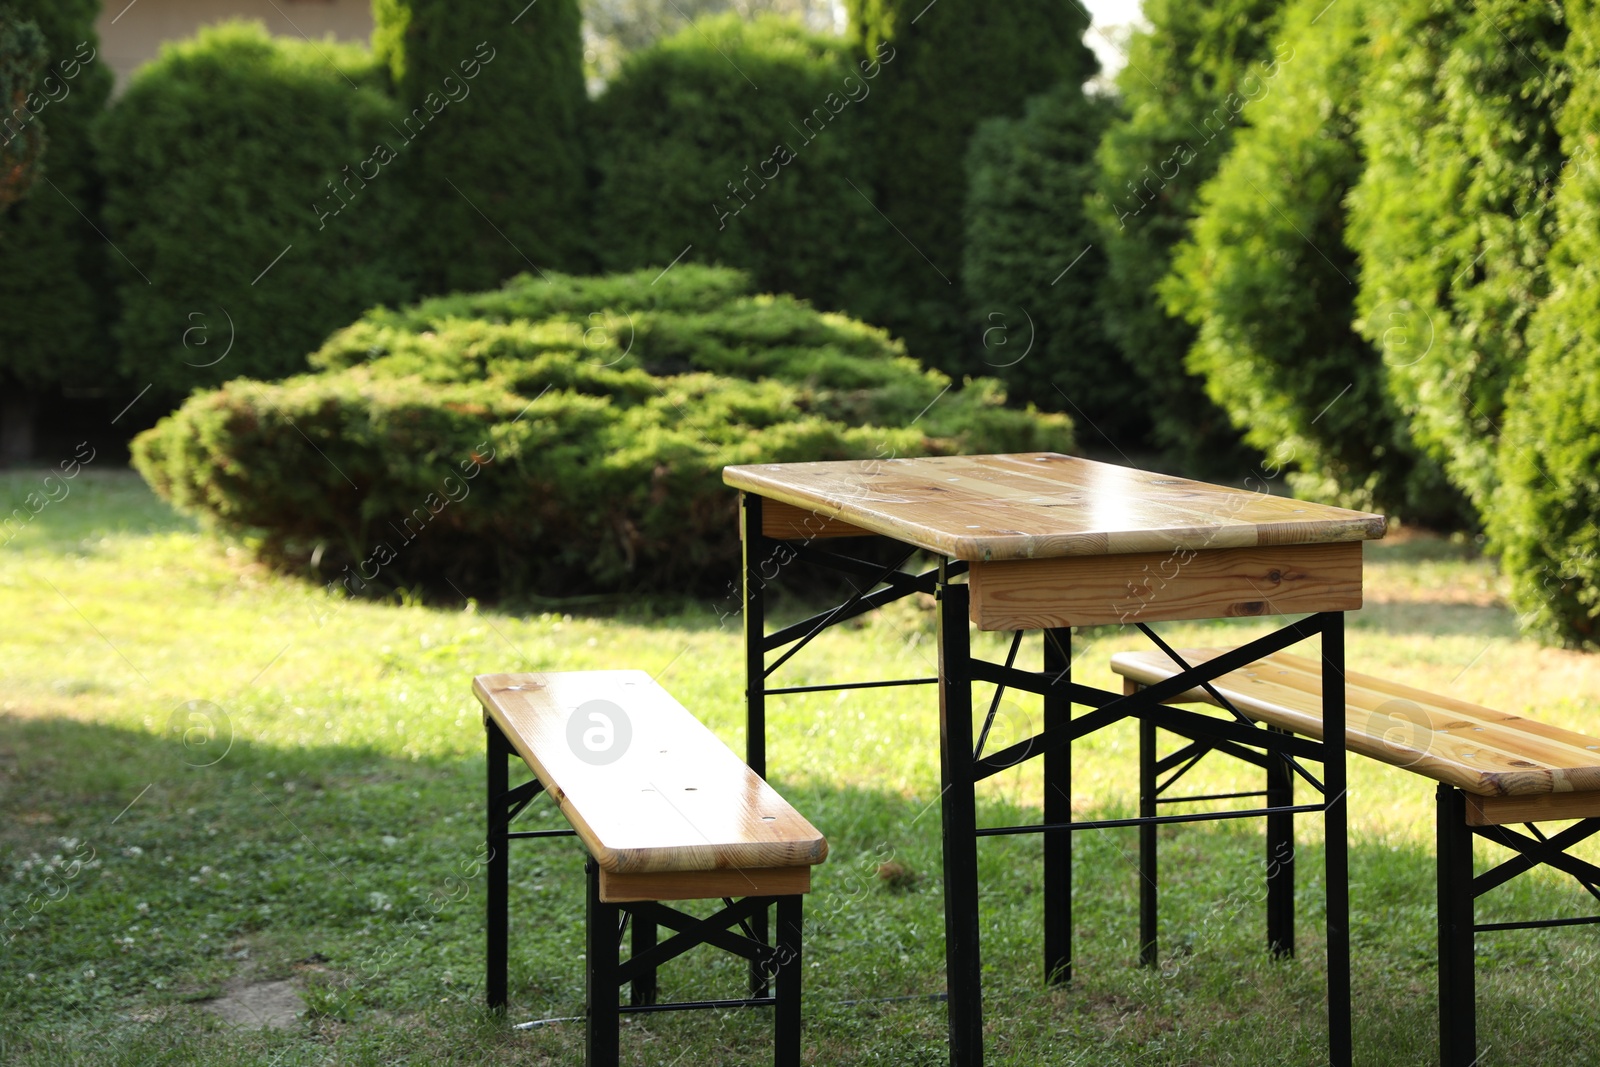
[1126,678,1600,1067]
[485,715,807,1066]
[1437,784,1600,1067]
[740,493,1353,1067]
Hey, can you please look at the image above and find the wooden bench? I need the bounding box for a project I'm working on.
[474,670,828,1066]
[1111,647,1600,1067]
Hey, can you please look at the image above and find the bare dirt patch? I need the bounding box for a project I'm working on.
[200,978,304,1029]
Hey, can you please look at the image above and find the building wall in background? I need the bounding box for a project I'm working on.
[95,0,373,91]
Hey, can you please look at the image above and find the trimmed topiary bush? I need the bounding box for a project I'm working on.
[1490,0,1600,649]
[1349,0,1569,513]
[131,267,1073,598]
[1090,0,1285,467]
[0,0,112,394]
[96,22,415,405]
[964,84,1143,443]
[372,0,589,293]
[591,14,878,319]
[841,0,1098,378]
[1162,0,1461,523]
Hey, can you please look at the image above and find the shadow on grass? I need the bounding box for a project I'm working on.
[3,713,1600,1066]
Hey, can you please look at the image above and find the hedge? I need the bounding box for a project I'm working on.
[841,0,1098,379]
[1162,0,1461,522]
[1349,0,1569,512]
[1090,0,1285,466]
[964,84,1143,443]
[372,0,589,293]
[590,14,878,319]
[132,267,1074,598]
[96,22,414,404]
[0,0,112,393]
[0,6,47,210]
[1490,0,1600,649]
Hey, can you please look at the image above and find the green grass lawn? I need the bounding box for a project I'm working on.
[3,470,1599,1064]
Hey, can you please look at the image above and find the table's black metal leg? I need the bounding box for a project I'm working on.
[586,860,622,1067]
[1138,708,1159,968]
[741,492,772,997]
[630,908,657,1007]
[1043,627,1072,984]
[937,566,984,1067]
[774,894,804,1067]
[742,491,767,778]
[1266,725,1295,959]
[1322,614,1351,1066]
[486,715,511,1012]
[1437,784,1477,1067]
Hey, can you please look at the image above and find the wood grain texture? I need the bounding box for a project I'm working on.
[1111,649,1600,800]
[1464,792,1600,827]
[473,671,828,876]
[724,453,1387,561]
[756,499,873,541]
[599,866,811,903]
[968,542,1362,630]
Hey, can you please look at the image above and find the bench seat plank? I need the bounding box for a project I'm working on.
[1111,649,1600,798]
[474,670,828,876]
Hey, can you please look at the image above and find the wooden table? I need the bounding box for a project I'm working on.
[723,452,1386,1067]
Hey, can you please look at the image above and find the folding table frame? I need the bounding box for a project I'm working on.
[738,493,1353,1067]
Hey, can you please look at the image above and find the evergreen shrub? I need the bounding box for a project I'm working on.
[97,23,413,402]
[1490,0,1600,648]
[132,267,1074,598]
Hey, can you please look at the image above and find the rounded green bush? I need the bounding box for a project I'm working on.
[97,22,414,404]
[591,14,877,320]
[132,267,1074,598]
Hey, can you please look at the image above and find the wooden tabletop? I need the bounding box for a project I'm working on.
[723,453,1386,561]
[473,670,828,876]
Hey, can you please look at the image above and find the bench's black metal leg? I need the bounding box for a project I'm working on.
[1266,726,1295,959]
[1322,614,1352,1067]
[937,566,984,1067]
[1138,707,1159,968]
[1043,627,1072,984]
[1438,785,1477,1067]
[486,715,511,1012]
[630,907,657,1007]
[774,894,804,1067]
[750,902,771,998]
[586,860,622,1067]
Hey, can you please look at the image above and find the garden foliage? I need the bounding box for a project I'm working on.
[131,267,1073,598]
[0,6,47,210]
[964,85,1142,441]
[1163,0,1460,522]
[1349,0,1570,511]
[590,15,878,320]
[1091,0,1285,464]
[0,0,111,393]
[96,23,414,403]
[1490,0,1600,649]
[372,0,590,293]
[840,0,1098,377]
